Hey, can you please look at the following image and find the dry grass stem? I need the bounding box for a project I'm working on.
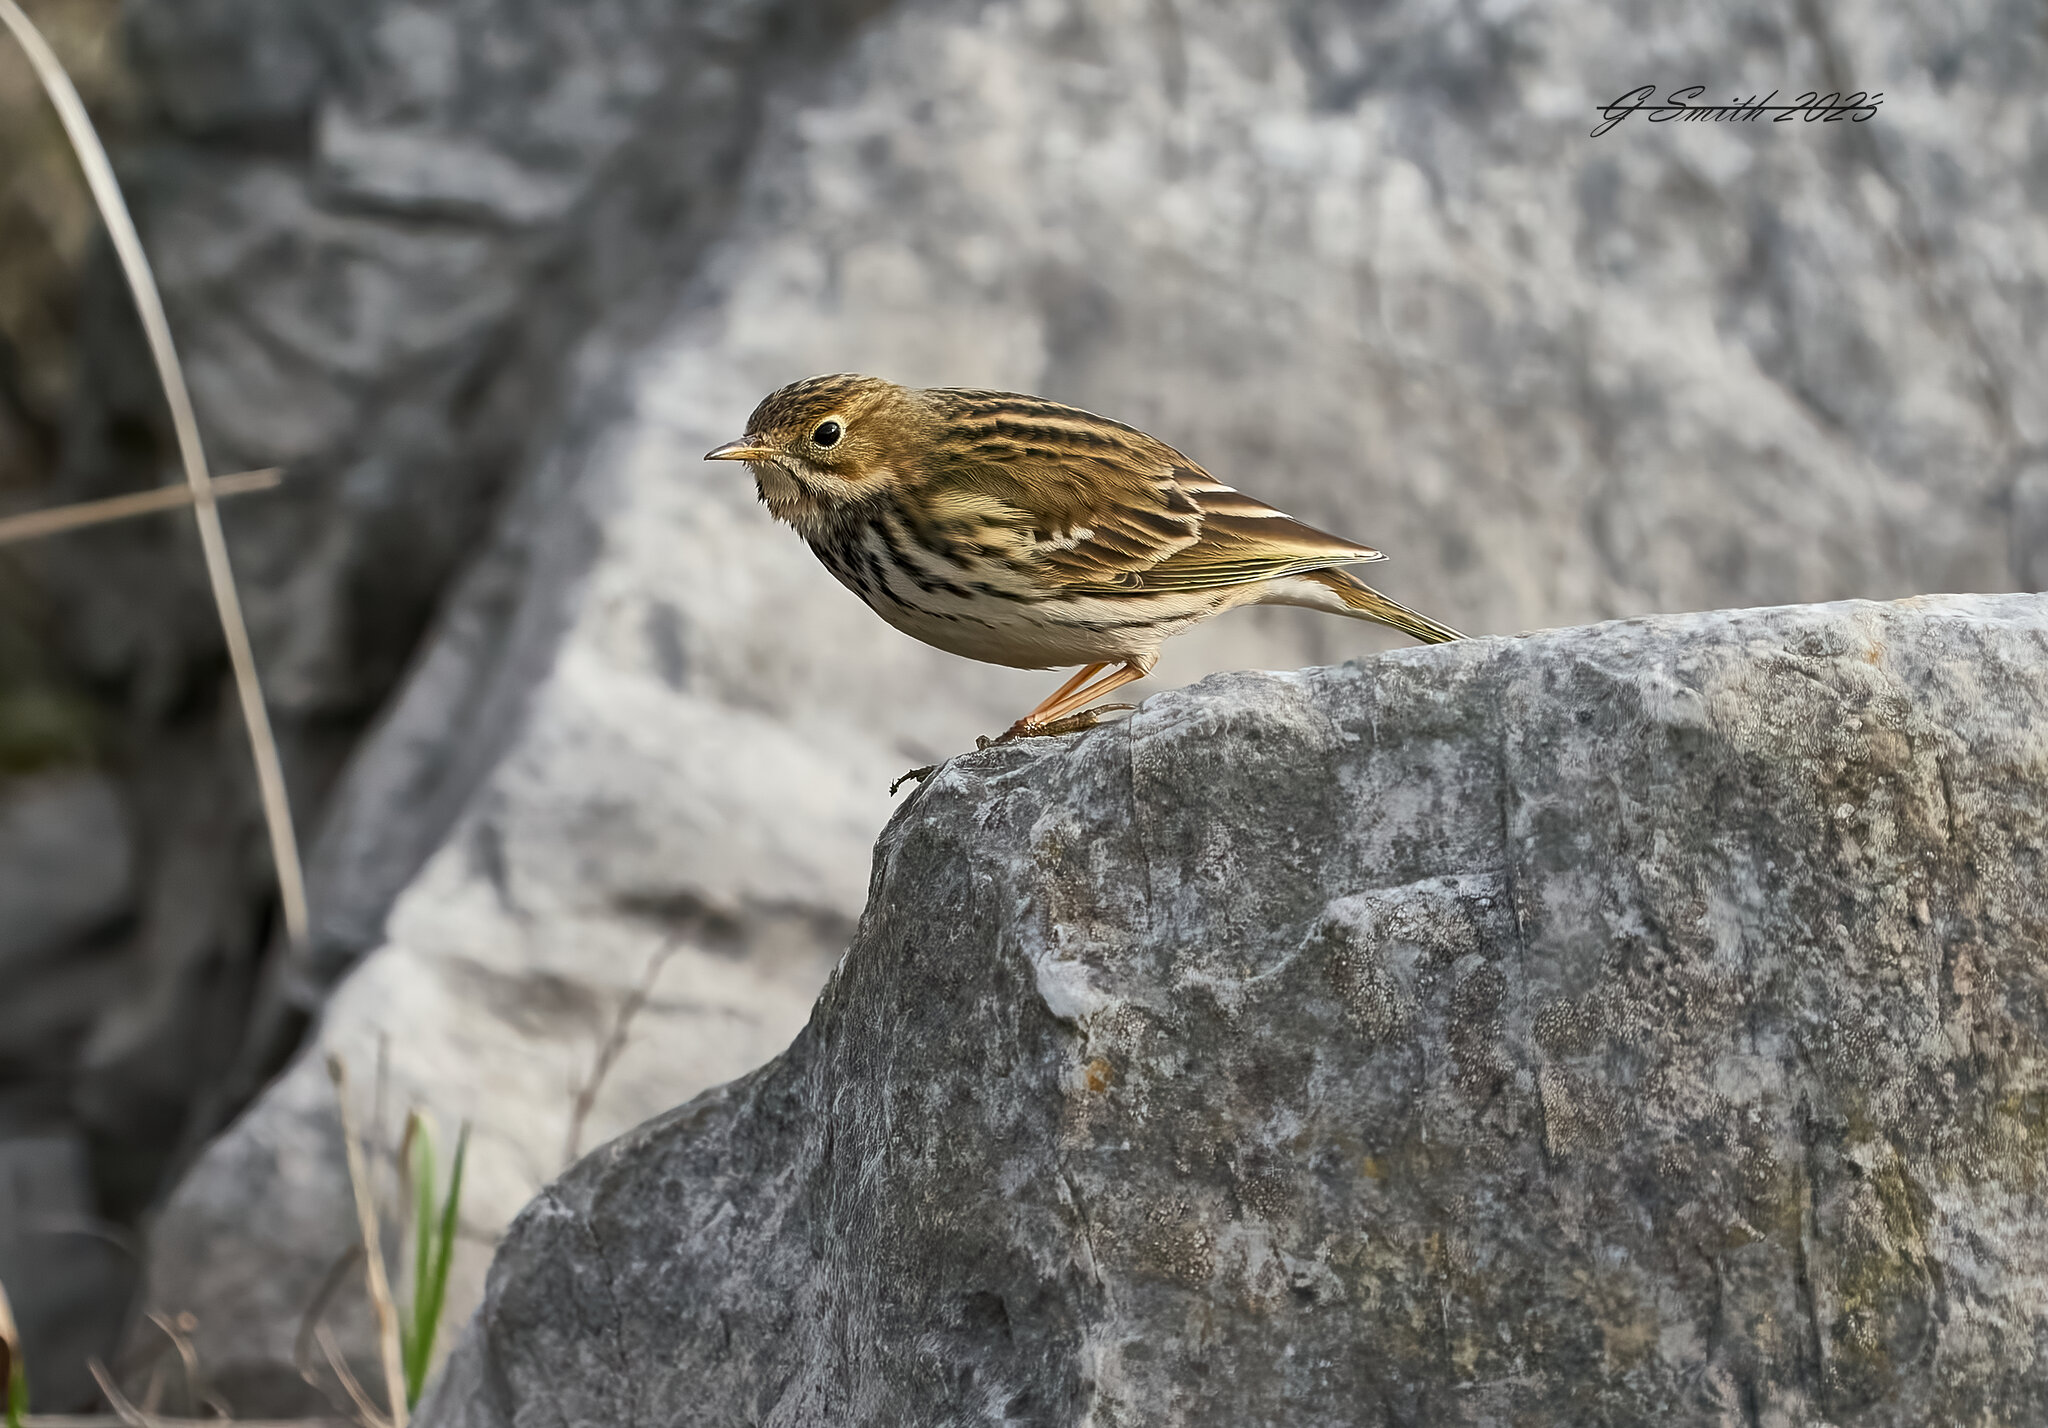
[138,1317,224,1423]
[313,1328,382,1428]
[76,1362,348,1427]
[0,468,282,545]
[564,936,681,1164]
[26,1419,347,1427]
[326,1059,407,1428]
[0,0,308,947]
[292,1246,365,1417]
[82,1363,154,1428]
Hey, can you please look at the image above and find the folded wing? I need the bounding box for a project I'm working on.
[917,387,1384,598]
[1064,466,1385,595]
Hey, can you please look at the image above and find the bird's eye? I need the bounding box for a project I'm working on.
[812,419,843,448]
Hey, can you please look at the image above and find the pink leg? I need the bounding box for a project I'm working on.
[1007,661,1148,736]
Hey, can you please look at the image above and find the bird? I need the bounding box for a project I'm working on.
[706,374,1463,760]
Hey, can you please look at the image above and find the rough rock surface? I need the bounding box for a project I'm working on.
[86,0,2048,1410]
[415,594,2048,1428]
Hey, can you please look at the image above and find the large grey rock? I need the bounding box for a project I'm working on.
[104,0,2048,1122]
[130,0,2047,1411]
[417,593,2048,1428]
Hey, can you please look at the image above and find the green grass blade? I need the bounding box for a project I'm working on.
[407,1122,470,1407]
[402,1124,436,1400]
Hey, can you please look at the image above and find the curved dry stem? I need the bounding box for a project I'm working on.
[327,1058,408,1428]
[0,0,308,947]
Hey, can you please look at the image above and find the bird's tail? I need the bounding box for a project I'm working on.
[1305,568,1465,644]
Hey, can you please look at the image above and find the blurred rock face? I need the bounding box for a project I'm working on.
[0,3,142,1409]
[0,0,128,431]
[0,0,2039,1410]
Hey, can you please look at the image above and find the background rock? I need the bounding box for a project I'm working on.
[6,0,885,1402]
[0,1135,129,1413]
[0,7,145,1407]
[0,771,131,979]
[418,592,2048,1428]
[0,0,2038,1408]
[0,0,128,438]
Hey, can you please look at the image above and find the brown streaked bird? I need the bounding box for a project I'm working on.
[707,374,1463,752]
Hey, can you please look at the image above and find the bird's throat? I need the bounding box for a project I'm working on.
[751,460,823,529]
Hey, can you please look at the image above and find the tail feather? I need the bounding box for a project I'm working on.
[1305,568,1465,644]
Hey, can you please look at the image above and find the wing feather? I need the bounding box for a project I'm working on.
[914,387,1382,598]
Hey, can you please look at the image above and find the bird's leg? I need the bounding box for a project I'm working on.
[900,664,1126,791]
[981,661,1148,746]
[892,659,1114,786]
[977,663,1107,748]
[1031,663,1109,718]
[1023,661,1147,729]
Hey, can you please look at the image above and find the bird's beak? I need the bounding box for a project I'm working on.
[704,437,772,462]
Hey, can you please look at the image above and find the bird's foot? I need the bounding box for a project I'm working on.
[1039,703,1135,737]
[890,763,939,796]
[976,703,1137,750]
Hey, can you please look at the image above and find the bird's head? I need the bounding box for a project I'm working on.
[705,374,926,533]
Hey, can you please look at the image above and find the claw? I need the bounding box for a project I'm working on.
[978,702,1137,750]
[1035,703,1135,737]
[890,763,939,796]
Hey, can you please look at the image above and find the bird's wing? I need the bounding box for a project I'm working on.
[1087,466,1386,594]
[916,389,1381,596]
